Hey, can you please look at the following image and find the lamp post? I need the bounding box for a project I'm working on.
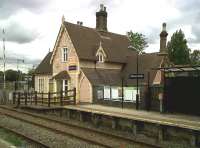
[128,45,139,110]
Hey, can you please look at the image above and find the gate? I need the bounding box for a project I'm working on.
[164,76,200,115]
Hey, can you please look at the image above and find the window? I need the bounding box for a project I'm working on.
[62,48,68,62]
[104,86,110,99]
[38,78,44,92]
[124,87,137,102]
[111,87,118,99]
[97,52,104,63]
[62,80,68,92]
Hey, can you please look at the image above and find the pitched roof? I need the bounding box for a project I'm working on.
[82,53,164,86]
[64,21,135,63]
[81,68,122,86]
[123,53,163,85]
[35,52,53,75]
[52,71,70,80]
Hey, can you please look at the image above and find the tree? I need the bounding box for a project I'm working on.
[5,69,20,82]
[190,50,200,65]
[127,31,148,54]
[0,71,3,82]
[167,29,190,65]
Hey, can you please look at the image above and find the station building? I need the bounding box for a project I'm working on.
[34,4,169,108]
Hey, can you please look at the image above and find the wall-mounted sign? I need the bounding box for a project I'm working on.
[68,65,77,71]
[129,74,144,79]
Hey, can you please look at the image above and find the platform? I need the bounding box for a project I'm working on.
[18,105,62,112]
[63,104,200,131]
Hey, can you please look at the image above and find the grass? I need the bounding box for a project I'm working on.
[0,128,24,146]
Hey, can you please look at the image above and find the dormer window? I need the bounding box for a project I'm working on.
[97,52,104,63]
[96,41,106,63]
[62,48,68,62]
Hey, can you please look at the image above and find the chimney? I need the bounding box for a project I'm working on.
[77,21,83,26]
[160,23,168,53]
[96,4,108,31]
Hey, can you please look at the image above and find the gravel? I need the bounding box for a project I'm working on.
[0,114,103,148]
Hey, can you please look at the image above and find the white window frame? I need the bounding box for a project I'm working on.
[62,79,68,92]
[38,78,44,92]
[62,48,68,62]
[97,52,104,63]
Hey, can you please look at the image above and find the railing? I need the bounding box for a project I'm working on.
[12,88,76,107]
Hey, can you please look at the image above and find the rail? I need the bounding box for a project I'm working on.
[0,106,160,148]
[12,88,76,107]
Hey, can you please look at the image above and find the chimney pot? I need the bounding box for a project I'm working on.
[96,4,108,31]
[159,22,168,53]
[100,4,104,11]
[162,23,166,31]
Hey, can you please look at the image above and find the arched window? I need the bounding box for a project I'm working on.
[98,52,104,63]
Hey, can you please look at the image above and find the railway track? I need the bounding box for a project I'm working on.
[0,105,162,148]
[0,124,49,148]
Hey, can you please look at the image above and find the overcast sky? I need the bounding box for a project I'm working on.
[0,0,199,72]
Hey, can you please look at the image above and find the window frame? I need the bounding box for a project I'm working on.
[62,48,68,62]
[38,78,44,92]
[62,79,68,92]
[97,52,104,63]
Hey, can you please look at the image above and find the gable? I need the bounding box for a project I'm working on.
[50,24,65,64]
[64,21,135,63]
[50,23,79,75]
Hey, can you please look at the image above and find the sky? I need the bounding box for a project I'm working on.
[0,0,199,72]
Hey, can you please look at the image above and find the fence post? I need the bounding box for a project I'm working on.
[48,92,51,107]
[73,88,76,105]
[13,92,16,104]
[35,91,37,106]
[60,90,63,106]
[25,92,27,105]
[17,92,21,107]
[30,91,32,105]
[41,91,44,105]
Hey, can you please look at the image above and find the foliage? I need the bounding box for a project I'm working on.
[167,29,190,65]
[190,50,200,65]
[127,31,148,54]
[0,128,23,146]
[27,68,35,75]
[5,69,24,82]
